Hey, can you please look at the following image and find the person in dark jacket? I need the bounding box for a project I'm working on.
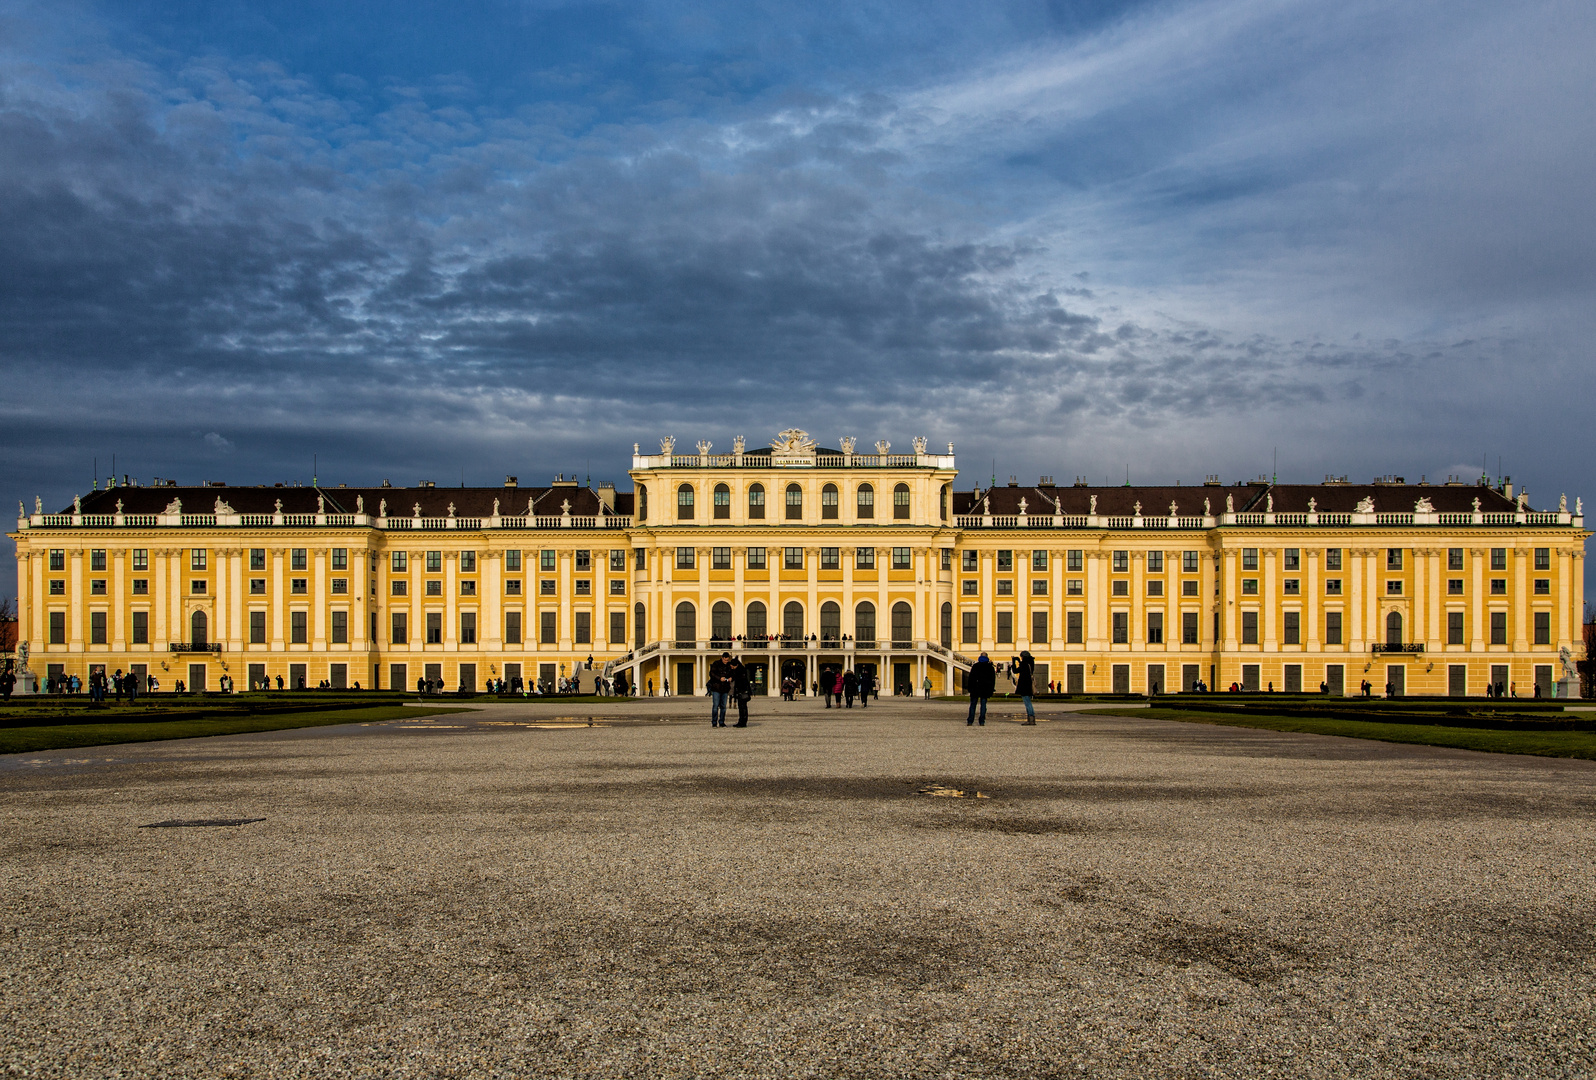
[967,653,996,726]
[730,657,751,727]
[842,668,859,707]
[857,667,874,708]
[707,652,734,727]
[1015,651,1036,723]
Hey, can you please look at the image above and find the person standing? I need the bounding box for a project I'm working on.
[1016,650,1036,724]
[857,667,874,708]
[967,653,995,726]
[707,652,733,727]
[843,668,858,708]
[922,674,932,699]
[730,657,751,727]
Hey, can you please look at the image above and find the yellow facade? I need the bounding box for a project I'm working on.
[10,431,1588,698]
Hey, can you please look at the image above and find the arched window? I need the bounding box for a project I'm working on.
[712,601,732,643]
[1386,611,1403,647]
[637,483,648,522]
[940,484,949,522]
[783,601,804,640]
[940,602,953,647]
[190,609,208,647]
[677,484,695,520]
[675,601,696,646]
[748,483,765,519]
[892,601,913,645]
[857,483,874,519]
[634,602,646,647]
[713,483,730,519]
[821,483,839,520]
[746,601,767,640]
[820,601,841,641]
[893,483,911,520]
[785,483,803,520]
[854,601,876,645]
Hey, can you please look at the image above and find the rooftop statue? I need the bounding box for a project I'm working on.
[214,496,234,515]
[1560,493,1568,512]
[660,436,675,455]
[164,497,182,515]
[875,440,891,455]
[1225,494,1234,513]
[1266,494,1273,512]
[771,429,815,454]
[912,436,928,454]
[379,498,387,517]
[1204,497,1211,515]
[733,435,746,454]
[696,440,712,456]
[356,495,364,513]
[1414,496,1435,513]
[1308,497,1316,512]
[1354,496,1375,513]
[1473,497,1481,512]
[1089,494,1097,513]
[492,498,500,516]
[839,436,856,455]
[74,495,81,514]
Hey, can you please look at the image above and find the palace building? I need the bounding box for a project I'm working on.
[10,429,1588,698]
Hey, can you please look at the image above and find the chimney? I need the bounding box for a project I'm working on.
[504,476,518,487]
[596,482,616,511]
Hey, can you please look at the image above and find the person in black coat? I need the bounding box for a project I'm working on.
[730,657,751,727]
[1016,650,1036,724]
[857,668,874,708]
[967,653,996,726]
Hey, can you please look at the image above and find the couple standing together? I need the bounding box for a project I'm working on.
[965,650,1037,725]
[706,652,752,727]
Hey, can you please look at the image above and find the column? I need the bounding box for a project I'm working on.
[557,549,570,650]
[1469,548,1485,650]
[446,551,460,650]
[215,548,229,654]
[313,549,327,649]
[698,546,711,647]
[1512,547,1528,651]
[980,548,993,650]
[1348,549,1365,652]
[112,550,126,650]
[230,550,245,645]
[1051,548,1064,649]
[1305,549,1321,651]
[484,551,502,649]
[1262,549,1277,649]
[1088,550,1105,649]
[1221,549,1237,650]
[271,550,285,649]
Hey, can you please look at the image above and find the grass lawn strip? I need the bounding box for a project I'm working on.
[0,705,472,755]
[1082,706,1596,760]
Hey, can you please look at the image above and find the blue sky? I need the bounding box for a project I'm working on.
[2,0,1592,602]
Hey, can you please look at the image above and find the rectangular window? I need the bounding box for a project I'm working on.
[508,550,524,572]
[635,548,647,571]
[455,579,474,596]
[292,548,307,571]
[1535,547,1550,571]
[997,550,1013,572]
[1241,548,1258,571]
[132,549,148,572]
[855,547,875,570]
[963,550,979,572]
[1447,611,1464,645]
[1491,548,1506,571]
[714,547,733,570]
[962,580,978,595]
[574,550,591,571]
[1032,579,1048,595]
[1534,578,1549,595]
[1490,611,1507,645]
[90,579,106,595]
[291,578,307,595]
[1283,579,1300,595]
[1147,551,1164,573]
[820,547,839,570]
[962,611,978,644]
[49,611,65,644]
[90,549,106,571]
[997,611,1013,644]
[427,612,443,644]
[391,612,407,645]
[942,549,953,571]
[677,547,696,569]
[1182,580,1199,597]
[1146,580,1163,597]
[251,610,268,644]
[190,580,208,595]
[1032,550,1048,571]
[290,611,308,644]
[190,548,207,571]
[541,550,556,571]
[505,579,521,595]
[1032,610,1048,643]
[1067,550,1084,572]
[997,580,1013,596]
[89,611,106,645]
[1326,579,1342,595]
[1112,612,1128,644]
[331,548,348,570]
[1448,579,1463,595]
[610,611,626,645]
[609,580,625,594]
[331,611,348,645]
[1387,548,1403,570]
[1112,551,1128,572]
[892,547,912,570]
[1448,548,1464,571]
[460,551,476,573]
[1146,612,1163,644]
[1386,580,1403,595]
[574,580,591,595]
[1067,610,1083,644]
[132,610,148,644]
[1241,611,1258,645]
[1490,579,1507,595]
[1325,548,1342,571]
[133,579,149,595]
[746,547,766,570]
[49,549,64,571]
[391,551,407,572]
[1182,551,1199,573]
[1283,548,1300,571]
[539,580,555,595]
[49,579,64,595]
[1241,579,1258,595]
[1067,579,1083,596]
[332,578,348,594]
[1325,611,1342,645]
[608,550,624,572]
[784,547,804,570]
[1534,611,1550,645]
[1112,580,1129,597]
[1283,611,1300,645]
[459,612,476,645]
[540,611,557,644]
[1182,611,1198,644]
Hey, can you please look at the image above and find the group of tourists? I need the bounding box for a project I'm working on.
[818,667,878,708]
[964,650,1038,725]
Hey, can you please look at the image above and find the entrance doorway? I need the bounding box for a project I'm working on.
[893,662,912,696]
[781,658,807,693]
[675,661,696,696]
[1385,664,1405,697]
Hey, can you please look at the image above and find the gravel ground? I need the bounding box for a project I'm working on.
[2,695,1593,1079]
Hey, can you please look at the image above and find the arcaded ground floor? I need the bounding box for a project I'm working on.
[3,698,1593,1078]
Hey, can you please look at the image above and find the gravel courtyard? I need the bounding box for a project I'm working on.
[3,697,1593,1079]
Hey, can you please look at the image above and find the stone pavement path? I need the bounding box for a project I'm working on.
[2,698,1593,1078]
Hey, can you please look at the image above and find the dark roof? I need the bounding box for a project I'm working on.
[953,482,1524,516]
[70,485,633,518]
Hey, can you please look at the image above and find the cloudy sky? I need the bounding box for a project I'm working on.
[2,0,1592,599]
